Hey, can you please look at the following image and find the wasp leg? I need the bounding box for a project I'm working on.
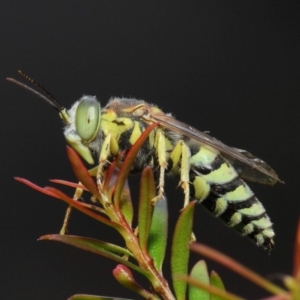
[96,133,119,192]
[152,129,167,204]
[169,140,191,207]
[60,185,84,235]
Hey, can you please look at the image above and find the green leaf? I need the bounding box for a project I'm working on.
[171,201,196,300]
[118,178,134,227]
[188,260,210,300]
[39,234,148,277]
[210,271,226,300]
[190,243,288,297]
[113,264,160,300]
[138,167,155,251]
[148,195,168,272]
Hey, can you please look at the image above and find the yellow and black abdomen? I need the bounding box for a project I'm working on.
[188,142,274,250]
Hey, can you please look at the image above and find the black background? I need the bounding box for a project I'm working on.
[1,1,299,299]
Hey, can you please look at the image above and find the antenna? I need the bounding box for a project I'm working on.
[6,70,64,112]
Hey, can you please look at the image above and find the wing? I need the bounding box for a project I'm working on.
[150,113,282,185]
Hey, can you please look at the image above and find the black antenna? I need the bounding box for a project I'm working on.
[6,71,64,112]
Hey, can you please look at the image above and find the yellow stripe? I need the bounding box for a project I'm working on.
[239,202,265,216]
[242,223,254,234]
[129,121,142,145]
[203,162,237,184]
[254,234,264,246]
[252,217,272,228]
[228,212,242,226]
[225,184,253,201]
[192,176,210,201]
[214,198,228,216]
[262,228,274,238]
[190,145,218,167]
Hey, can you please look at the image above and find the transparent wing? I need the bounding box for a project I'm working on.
[150,113,281,185]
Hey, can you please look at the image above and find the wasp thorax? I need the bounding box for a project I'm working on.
[75,96,101,142]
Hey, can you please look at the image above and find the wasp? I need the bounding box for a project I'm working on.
[7,71,282,250]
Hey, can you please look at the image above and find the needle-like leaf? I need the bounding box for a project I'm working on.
[113,123,158,209]
[148,195,168,273]
[188,260,210,300]
[171,201,196,300]
[66,146,100,197]
[40,234,148,276]
[138,167,155,251]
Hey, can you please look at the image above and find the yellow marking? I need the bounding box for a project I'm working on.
[203,162,237,184]
[101,110,118,121]
[148,130,155,149]
[242,223,254,235]
[262,228,274,238]
[239,202,265,216]
[101,113,134,141]
[190,145,219,167]
[129,121,142,145]
[228,212,242,226]
[255,233,264,246]
[110,135,119,156]
[192,176,210,201]
[252,217,272,228]
[214,197,227,216]
[225,184,253,201]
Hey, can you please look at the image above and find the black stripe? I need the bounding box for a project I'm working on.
[201,191,219,212]
[240,211,267,222]
[228,195,257,210]
[219,197,263,224]
[211,177,241,196]
[193,154,224,175]
[245,227,274,250]
[118,128,134,149]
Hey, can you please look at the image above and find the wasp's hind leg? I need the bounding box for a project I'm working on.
[169,140,191,208]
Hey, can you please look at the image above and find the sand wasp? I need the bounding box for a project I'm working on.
[7,71,282,250]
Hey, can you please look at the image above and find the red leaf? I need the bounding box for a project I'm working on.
[49,179,88,191]
[113,123,158,209]
[66,146,100,197]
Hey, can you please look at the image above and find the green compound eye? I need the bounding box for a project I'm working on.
[75,96,101,142]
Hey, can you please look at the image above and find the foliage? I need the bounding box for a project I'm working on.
[16,126,300,300]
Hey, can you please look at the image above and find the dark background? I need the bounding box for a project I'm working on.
[1,1,299,299]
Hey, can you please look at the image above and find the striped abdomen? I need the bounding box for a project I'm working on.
[188,142,274,250]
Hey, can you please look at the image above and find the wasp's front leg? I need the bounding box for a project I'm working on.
[152,129,168,204]
[96,133,119,192]
[60,184,84,235]
[169,140,191,207]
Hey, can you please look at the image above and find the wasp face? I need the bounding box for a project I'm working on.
[63,96,102,165]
